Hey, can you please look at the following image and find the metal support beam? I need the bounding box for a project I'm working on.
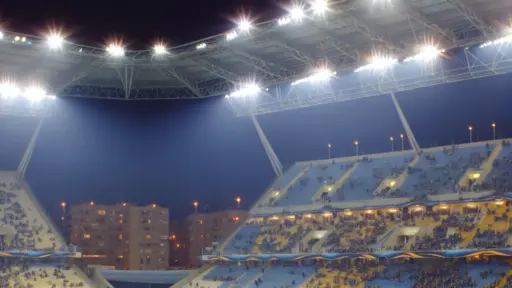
[390,92,420,154]
[17,119,43,180]
[189,59,239,84]
[259,37,316,66]
[157,67,204,97]
[398,0,456,43]
[445,0,495,36]
[116,65,136,99]
[50,60,106,96]
[226,48,284,81]
[252,115,283,177]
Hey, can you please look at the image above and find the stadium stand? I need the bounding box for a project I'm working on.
[179,140,512,288]
[0,171,93,287]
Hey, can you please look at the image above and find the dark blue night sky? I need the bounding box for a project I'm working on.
[1,74,512,224]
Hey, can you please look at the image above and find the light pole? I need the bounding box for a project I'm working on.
[492,123,496,140]
[468,126,473,143]
[235,197,241,209]
[390,137,394,152]
[193,201,198,213]
[60,201,66,235]
[354,140,359,156]
[400,134,404,151]
[328,144,331,159]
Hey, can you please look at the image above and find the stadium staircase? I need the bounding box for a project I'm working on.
[375,154,420,194]
[457,141,502,189]
[311,163,360,202]
[273,166,308,204]
[171,264,214,288]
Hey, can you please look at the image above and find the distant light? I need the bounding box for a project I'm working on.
[153,44,167,56]
[238,18,252,33]
[311,0,328,15]
[278,17,291,26]
[14,36,20,42]
[404,45,442,62]
[290,6,305,21]
[47,33,64,50]
[79,48,83,52]
[106,43,125,57]
[480,34,512,48]
[21,37,26,42]
[292,68,336,85]
[355,55,397,72]
[226,31,238,41]
[0,81,20,98]
[24,86,47,102]
[0,32,3,40]
[196,43,207,50]
[228,83,261,98]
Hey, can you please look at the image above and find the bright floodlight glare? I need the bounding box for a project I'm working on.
[47,33,64,50]
[355,56,397,72]
[278,17,291,26]
[106,43,125,57]
[24,86,47,102]
[238,19,252,32]
[0,32,3,40]
[0,81,20,98]
[292,68,336,85]
[228,83,261,98]
[153,44,167,55]
[196,43,207,50]
[404,45,442,62]
[226,31,238,41]
[290,6,304,20]
[14,36,20,42]
[311,0,328,15]
[480,34,512,48]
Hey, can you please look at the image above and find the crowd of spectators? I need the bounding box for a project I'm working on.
[0,262,86,288]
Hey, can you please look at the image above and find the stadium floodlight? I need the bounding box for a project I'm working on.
[106,43,125,57]
[404,45,443,62]
[292,68,336,85]
[290,6,305,21]
[0,81,20,98]
[226,31,238,41]
[196,43,207,50]
[47,33,64,50]
[228,83,261,98]
[311,0,328,15]
[0,31,3,40]
[24,86,47,103]
[278,17,291,26]
[355,56,397,72]
[14,36,20,42]
[238,18,252,33]
[480,34,512,48]
[153,44,167,56]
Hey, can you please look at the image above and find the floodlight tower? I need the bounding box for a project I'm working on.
[17,119,44,181]
[390,92,421,154]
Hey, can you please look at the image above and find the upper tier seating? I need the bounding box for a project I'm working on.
[222,226,261,255]
[337,154,413,201]
[482,141,512,193]
[276,162,352,206]
[0,172,62,251]
[400,144,493,196]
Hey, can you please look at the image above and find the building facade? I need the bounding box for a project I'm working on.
[185,210,248,266]
[69,202,169,270]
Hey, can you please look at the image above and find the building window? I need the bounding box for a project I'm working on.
[145,234,151,240]
[118,234,123,240]
[83,234,91,239]
[119,219,123,224]
[98,210,106,215]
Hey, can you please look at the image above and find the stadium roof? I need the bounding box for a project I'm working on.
[0,0,511,115]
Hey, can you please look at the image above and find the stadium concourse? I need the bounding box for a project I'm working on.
[180,139,512,288]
